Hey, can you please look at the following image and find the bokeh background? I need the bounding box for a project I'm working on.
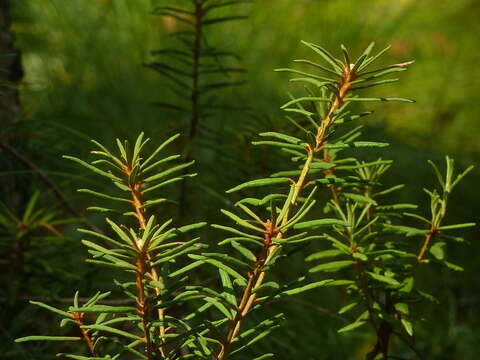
[2,0,479,359]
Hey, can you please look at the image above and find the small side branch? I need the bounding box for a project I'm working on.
[0,140,100,233]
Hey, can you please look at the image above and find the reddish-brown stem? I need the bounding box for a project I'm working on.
[216,66,354,360]
[126,165,166,358]
[217,222,276,360]
[314,66,354,151]
[417,230,437,263]
[71,311,98,357]
[134,256,154,360]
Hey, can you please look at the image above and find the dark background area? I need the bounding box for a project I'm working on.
[1,0,479,359]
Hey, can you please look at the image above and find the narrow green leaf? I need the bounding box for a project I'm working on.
[253,281,280,294]
[282,107,315,117]
[367,272,400,286]
[252,141,305,150]
[63,156,122,181]
[358,44,391,70]
[275,184,295,226]
[294,218,348,230]
[401,318,413,337]
[253,354,275,360]
[443,261,463,271]
[203,297,233,319]
[231,241,256,261]
[212,224,263,240]
[374,184,405,197]
[106,219,134,245]
[226,177,290,193]
[189,254,247,286]
[383,224,430,237]
[427,160,445,189]
[236,194,287,207]
[132,132,147,162]
[259,132,303,145]
[141,133,180,169]
[221,209,264,233]
[338,302,358,314]
[78,189,130,203]
[325,141,389,149]
[439,223,476,230]
[144,161,195,183]
[29,301,71,318]
[70,305,136,314]
[310,161,336,170]
[15,336,81,342]
[90,139,124,168]
[81,240,128,259]
[142,173,196,194]
[309,260,354,273]
[338,320,367,333]
[325,280,355,287]
[346,97,415,103]
[293,58,342,76]
[351,78,399,90]
[61,355,118,360]
[22,191,40,222]
[305,249,344,262]
[451,165,474,189]
[403,212,430,223]
[81,324,139,340]
[300,41,343,72]
[219,269,237,310]
[343,193,377,205]
[142,154,181,173]
[168,261,204,278]
[281,97,331,109]
[282,279,333,295]
[376,203,417,211]
[275,68,334,82]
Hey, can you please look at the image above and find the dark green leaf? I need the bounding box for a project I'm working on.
[310,260,354,273]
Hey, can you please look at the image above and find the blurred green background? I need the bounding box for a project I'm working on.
[2,0,479,359]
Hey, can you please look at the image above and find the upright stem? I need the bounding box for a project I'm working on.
[179,0,204,222]
[417,195,447,263]
[217,223,275,360]
[127,167,166,358]
[134,256,154,360]
[216,66,354,360]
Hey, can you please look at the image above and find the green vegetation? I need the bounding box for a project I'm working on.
[2,1,479,359]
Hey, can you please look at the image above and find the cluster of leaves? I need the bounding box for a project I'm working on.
[15,42,474,360]
[17,134,211,359]
[270,41,475,359]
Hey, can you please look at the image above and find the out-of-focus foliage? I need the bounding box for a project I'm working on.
[12,0,480,155]
[3,0,479,359]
